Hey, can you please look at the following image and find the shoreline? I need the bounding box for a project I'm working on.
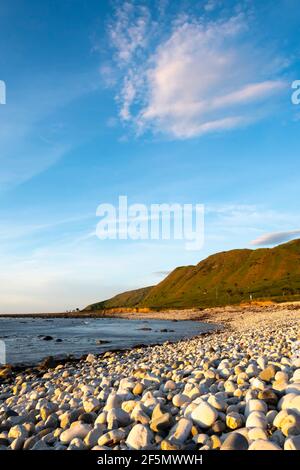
[1,299,300,322]
[1,301,300,372]
[0,303,299,450]
[1,329,224,375]
[1,301,299,373]
[1,327,222,373]
[0,316,221,371]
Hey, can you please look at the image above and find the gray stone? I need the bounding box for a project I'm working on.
[220,432,249,450]
[84,426,106,448]
[284,435,300,450]
[31,440,52,450]
[246,411,268,429]
[150,413,173,433]
[167,418,193,444]
[98,429,127,446]
[10,437,24,450]
[248,439,281,450]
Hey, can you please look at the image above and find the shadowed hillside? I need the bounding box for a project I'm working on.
[85,239,300,311]
[85,286,153,311]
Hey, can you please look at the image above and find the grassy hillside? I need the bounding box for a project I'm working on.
[85,286,153,311]
[85,239,300,311]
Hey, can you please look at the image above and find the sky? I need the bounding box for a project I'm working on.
[0,0,300,313]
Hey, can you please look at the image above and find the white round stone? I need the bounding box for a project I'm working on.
[246,411,268,429]
[245,399,267,417]
[126,424,153,450]
[60,423,92,444]
[191,401,218,428]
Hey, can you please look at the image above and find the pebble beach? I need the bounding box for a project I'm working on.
[0,304,300,451]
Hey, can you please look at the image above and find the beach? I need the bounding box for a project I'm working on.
[0,302,299,450]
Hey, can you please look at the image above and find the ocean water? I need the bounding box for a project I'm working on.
[0,317,216,366]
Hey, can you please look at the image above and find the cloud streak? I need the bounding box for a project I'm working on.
[250,230,300,246]
[0,71,99,190]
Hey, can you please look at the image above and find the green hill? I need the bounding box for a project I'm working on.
[85,239,300,311]
[85,286,153,311]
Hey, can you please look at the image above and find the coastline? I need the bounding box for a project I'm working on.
[0,323,221,372]
[0,303,299,450]
[1,300,300,323]
[1,301,299,372]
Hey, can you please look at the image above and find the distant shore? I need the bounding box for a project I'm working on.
[1,300,300,326]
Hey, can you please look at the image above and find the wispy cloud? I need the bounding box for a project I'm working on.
[153,270,171,276]
[250,230,300,246]
[204,204,300,249]
[107,3,288,139]
[0,213,95,242]
[108,1,151,65]
[0,72,99,190]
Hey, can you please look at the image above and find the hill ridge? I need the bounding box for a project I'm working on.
[84,239,300,311]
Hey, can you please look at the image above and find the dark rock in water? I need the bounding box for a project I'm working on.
[39,335,54,341]
[39,356,56,369]
[132,343,147,349]
[138,327,152,331]
[160,329,175,333]
[56,339,63,343]
[95,340,111,345]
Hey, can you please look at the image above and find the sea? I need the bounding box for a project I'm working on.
[0,316,216,366]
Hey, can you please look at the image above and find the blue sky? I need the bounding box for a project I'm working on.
[0,0,299,312]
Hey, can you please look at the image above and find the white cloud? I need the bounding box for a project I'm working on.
[138,18,285,138]
[211,81,285,109]
[204,0,219,12]
[108,2,152,122]
[108,6,287,139]
[108,1,150,66]
[250,230,300,246]
[119,73,138,121]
